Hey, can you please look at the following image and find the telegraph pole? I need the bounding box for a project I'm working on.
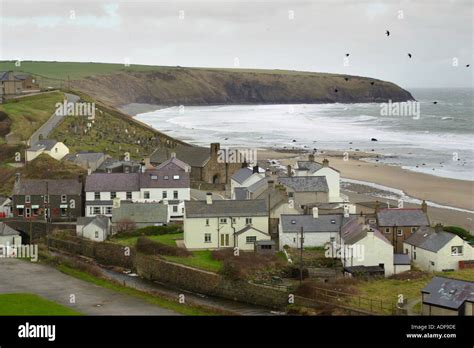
[299,226,304,284]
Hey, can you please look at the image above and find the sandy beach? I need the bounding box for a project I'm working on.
[259,148,474,232]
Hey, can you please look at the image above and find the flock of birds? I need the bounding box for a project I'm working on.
[336,29,471,105]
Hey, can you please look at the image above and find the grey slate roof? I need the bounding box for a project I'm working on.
[77,215,109,230]
[281,214,350,233]
[377,209,429,227]
[0,196,9,206]
[297,161,323,173]
[232,168,253,184]
[27,139,60,151]
[155,157,190,172]
[404,226,457,252]
[394,253,411,265]
[64,152,106,163]
[422,276,474,310]
[13,179,82,195]
[247,177,268,193]
[234,225,269,236]
[85,173,140,192]
[278,176,328,192]
[340,219,390,245]
[0,222,20,236]
[185,199,268,218]
[150,144,211,168]
[140,169,190,189]
[112,202,168,224]
[234,187,249,200]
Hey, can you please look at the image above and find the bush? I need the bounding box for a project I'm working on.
[443,226,473,241]
[136,236,190,257]
[116,224,183,238]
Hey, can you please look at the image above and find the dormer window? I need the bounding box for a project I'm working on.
[25,195,31,203]
[173,175,180,180]
[151,175,158,180]
[61,195,67,203]
[164,175,169,180]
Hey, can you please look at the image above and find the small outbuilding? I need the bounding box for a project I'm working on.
[254,240,276,254]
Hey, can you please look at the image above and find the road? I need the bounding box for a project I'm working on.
[0,258,178,315]
[28,93,80,146]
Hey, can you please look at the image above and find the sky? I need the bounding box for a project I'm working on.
[0,0,472,88]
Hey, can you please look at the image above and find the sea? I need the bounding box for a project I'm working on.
[135,88,474,181]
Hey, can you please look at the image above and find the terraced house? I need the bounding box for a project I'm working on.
[84,157,190,220]
[12,178,83,221]
[184,194,270,250]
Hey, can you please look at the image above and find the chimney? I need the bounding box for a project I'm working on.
[312,207,319,219]
[322,158,329,167]
[374,200,380,213]
[366,227,374,238]
[170,152,176,159]
[309,153,315,162]
[206,192,213,205]
[421,200,428,213]
[434,223,443,233]
[267,179,275,188]
[252,165,259,174]
[357,212,365,224]
[287,164,292,177]
[210,143,220,157]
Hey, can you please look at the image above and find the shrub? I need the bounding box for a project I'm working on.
[443,226,473,241]
[136,236,190,257]
[115,218,136,233]
[116,224,182,238]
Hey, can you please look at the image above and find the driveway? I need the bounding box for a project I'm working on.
[0,258,178,315]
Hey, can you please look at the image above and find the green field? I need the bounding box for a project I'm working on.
[0,91,64,141]
[113,233,183,247]
[0,293,80,315]
[162,250,223,273]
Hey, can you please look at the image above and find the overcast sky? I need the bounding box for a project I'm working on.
[0,0,472,88]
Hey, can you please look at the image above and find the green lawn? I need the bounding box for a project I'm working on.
[113,233,183,247]
[57,264,217,315]
[163,250,223,273]
[0,91,64,141]
[0,293,80,316]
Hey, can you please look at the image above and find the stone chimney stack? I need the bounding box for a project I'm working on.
[170,152,176,159]
[312,207,319,219]
[357,212,365,224]
[309,153,315,162]
[252,165,259,174]
[210,143,220,158]
[434,223,443,233]
[421,200,428,213]
[322,158,329,167]
[287,164,292,177]
[374,200,380,213]
[206,192,213,205]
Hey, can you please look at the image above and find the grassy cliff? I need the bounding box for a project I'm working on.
[0,61,414,107]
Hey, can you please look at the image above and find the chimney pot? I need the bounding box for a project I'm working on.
[312,207,319,218]
[322,158,329,167]
[252,165,259,174]
[206,192,213,205]
[421,200,428,213]
[287,164,292,177]
[309,153,315,162]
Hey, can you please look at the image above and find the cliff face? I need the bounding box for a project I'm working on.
[72,67,414,107]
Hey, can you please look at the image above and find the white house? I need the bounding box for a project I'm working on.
[76,215,111,242]
[0,196,12,218]
[295,154,343,203]
[230,166,265,199]
[279,210,347,249]
[26,139,69,161]
[184,194,270,251]
[84,157,191,220]
[403,225,474,272]
[0,222,22,257]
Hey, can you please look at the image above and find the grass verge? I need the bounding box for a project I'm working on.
[0,293,81,316]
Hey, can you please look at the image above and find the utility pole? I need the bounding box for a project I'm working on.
[299,226,304,284]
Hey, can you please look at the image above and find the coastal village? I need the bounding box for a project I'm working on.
[1,70,473,317]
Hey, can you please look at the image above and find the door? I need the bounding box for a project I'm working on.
[220,234,230,247]
[25,208,31,218]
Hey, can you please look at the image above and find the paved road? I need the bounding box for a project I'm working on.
[28,93,80,146]
[0,258,178,315]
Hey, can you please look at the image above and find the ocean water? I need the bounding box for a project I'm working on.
[135,88,474,181]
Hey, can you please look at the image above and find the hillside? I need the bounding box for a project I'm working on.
[0,61,414,107]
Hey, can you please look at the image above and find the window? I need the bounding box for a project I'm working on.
[173,175,180,180]
[413,252,416,260]
[61,195,67,203]
[94,192,100,200]
[204,233,211,243]
[288,192,294,198]
[111,192,117,199]
[144,191,150,199]
[124,167,130,173]
[451,246,463,256]
[261,244,272,250]
[385,228,390,234]
[162,191,167,199]
[106,207,112,215]
[25,195,31,203]
[173,206,178,212]
[220,218,227,224]
[18,208,24,216]
[32,208,39,216]
[95,231,99,239]
[397,229,403,236]
[60,207,67,216]
[246,236,257,244]
[93,207,101,215]
[151,175,158,180]
[126,192,132,200]
[411,227,417,233]
[205,219,209,226]
[245,218,253,225]
[430,261,435,266]
[44,195,49,203]
[164,175,169,180]
[173,191,178,199]
[55,147,58,153]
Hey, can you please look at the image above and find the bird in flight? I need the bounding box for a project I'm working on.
[433,101,438,104]
[408,53,412,58]
[345,53,350,57]
[344,77,349,81]
[467,64,470,67]
[385,30,390,36]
